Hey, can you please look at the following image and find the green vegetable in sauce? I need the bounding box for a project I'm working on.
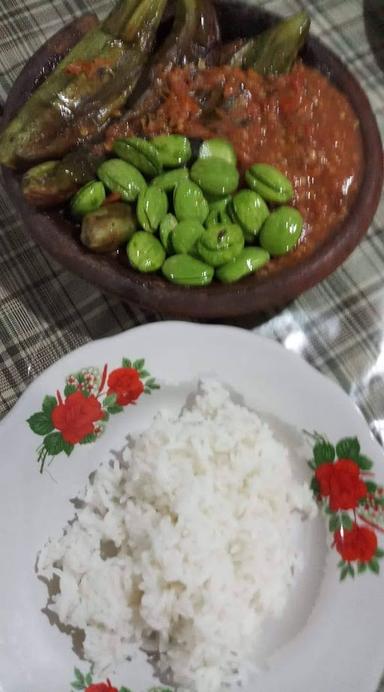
[259,206,303,256]
[152,135,192,167]
[81,202,136,252]
[229,11,311,75]
[71,180,106,217]
[162,254,214,286]
[172,219,206,254]
[159,213,177,254]
[98,159,146,202]
[197,223,244,267]
[216,247,270,282]
[198,138,237,166]
[136,185,168,232]
[128,231,165,271]
[113,137,162,177]
[152,168,189,191]
[229,189,269,238]
[173,179,209,223]
[190,157,239,196]
[22,161,79,208]
[245,163,293,203]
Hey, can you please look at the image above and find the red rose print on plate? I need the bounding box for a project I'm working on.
[334,523,378,563]
[85,682,118,692]
[315,459,367,511]
[107,367,144,406]
[27,357,159,473]
[308,433,384,579]
[70,666,172,691]
[52,391,104,444]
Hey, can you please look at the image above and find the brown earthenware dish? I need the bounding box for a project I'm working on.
[1,4,383,318]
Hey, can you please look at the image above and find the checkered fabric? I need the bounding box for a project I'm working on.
[0,0,384,686]
[0,0,383,434]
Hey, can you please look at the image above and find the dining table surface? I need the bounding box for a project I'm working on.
[0,0,383,687]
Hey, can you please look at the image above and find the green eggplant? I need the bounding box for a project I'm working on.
[57,147,107,185]
[0,0,167,169]
[21,161,78,207]
[229,11,310,75]
[0,0,135,169]
[21,147,106,208]
[105,0,220,144]
[154,0,220,67]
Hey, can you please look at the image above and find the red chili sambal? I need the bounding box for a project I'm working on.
[109,62,363,272]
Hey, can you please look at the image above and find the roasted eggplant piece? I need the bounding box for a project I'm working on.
[105,0,220,143]
[0,0,167,169]
[154,0,220,67]
[21,148,106,208]
[229,11,310,74]
[21,161,79,207]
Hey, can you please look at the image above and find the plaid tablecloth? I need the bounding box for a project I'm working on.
[0,0,384,682]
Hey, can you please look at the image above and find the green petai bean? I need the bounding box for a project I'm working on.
[216,247,270,283]
[113,137,162,177]
[197,223,244,267]
[198,138,237,166]
[245,163,293,203]
[136,185,168,232]
[229,189,269,238]
[172,219,205,254]
[159,213,177,254]
[173,179,209,224]
[152,134,192,167]
[152,167,189,192]
[70,180,106,217]
[98,159,146,202]
[127,231,165,272]
[206,195,232,227]
[162,254,214,286]
[190,157,239,196]
[259,206,303,256]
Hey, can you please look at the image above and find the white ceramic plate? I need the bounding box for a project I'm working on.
[1,322,384,692]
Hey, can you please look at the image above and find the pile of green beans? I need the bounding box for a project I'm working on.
[70,135,303,286]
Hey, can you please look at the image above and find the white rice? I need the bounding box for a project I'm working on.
[37,380,317,691]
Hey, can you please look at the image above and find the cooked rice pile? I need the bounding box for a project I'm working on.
[37,380,317,691]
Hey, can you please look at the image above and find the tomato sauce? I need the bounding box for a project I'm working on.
[109,62,363,272]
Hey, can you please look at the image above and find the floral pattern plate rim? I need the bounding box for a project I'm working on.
[1,321,384,692]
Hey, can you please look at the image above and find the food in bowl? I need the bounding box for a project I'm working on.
[37,380,317,691]
[68,139,303,285]
[0,0,363,287]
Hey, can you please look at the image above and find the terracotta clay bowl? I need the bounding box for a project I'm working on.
[2,4,383,318]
